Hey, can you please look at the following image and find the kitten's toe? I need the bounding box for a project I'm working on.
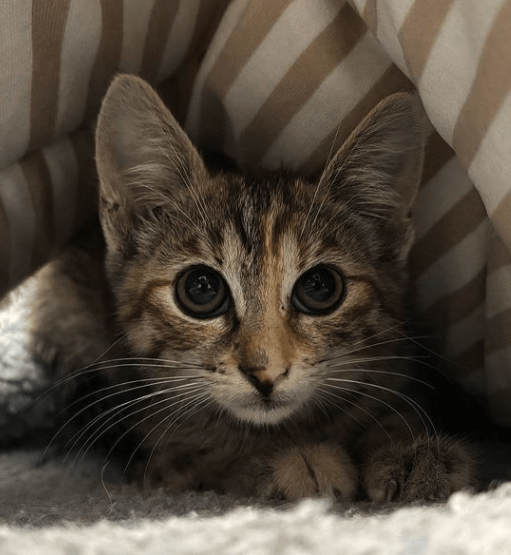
[264,443,357,501]
[364,434,475,503]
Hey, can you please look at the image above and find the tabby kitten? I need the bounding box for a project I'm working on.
[29,75,474,502]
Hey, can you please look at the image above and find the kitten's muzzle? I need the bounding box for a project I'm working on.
[239,365,289,398]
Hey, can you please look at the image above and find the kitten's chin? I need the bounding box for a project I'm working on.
[227,402,297,426]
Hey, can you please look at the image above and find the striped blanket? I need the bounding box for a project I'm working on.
[1,0,510,426]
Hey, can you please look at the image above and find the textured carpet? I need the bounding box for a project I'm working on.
[0,448,511,555]
[2,285,511,554]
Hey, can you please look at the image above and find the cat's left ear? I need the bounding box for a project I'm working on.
[321,92,426,226]
[95,74,207,254]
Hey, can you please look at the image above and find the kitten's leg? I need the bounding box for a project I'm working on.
[359,413,475,502]
[261,442,357,501]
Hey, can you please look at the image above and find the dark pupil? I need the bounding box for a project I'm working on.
[302,270,335,302]
[186,271,219,305]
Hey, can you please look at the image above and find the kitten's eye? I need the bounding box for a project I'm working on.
[292,266,344,315]
[176,266,229,318]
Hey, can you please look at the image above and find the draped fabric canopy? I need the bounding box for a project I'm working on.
[1,0,510,424]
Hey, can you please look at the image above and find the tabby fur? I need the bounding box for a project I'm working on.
[28,75,474,502]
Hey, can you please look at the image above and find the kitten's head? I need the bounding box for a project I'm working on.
[96,75,426,426]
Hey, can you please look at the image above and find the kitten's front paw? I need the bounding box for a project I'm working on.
[264,443,357,501]
[364,434,475,503]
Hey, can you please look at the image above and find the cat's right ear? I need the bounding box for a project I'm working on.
[95,74,206,254]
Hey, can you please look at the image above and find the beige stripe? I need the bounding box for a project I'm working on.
[452,2,511,169]
[69,128,97,235]
[362,0,377,35]
[488,231,511,274]
[185,0,250,140]
[369,0,414,76]
[398,0,454,81]
[468,90,511,219]
[302,64,411,175]
[454,340,485,379]
[420,1,503,144]
[29,1,70,151]
[20,152,56,270]
[410,187,487,277]
[157,0,201,81]
[262,31,391,169]
[119,0,156,74]
[413,158,473,241]
[187,0,231,59]
[488,186,511,252]
[57,0,101,134]
[237,4,366,167]
[487,263,511,319]
[140,0,181,82]
[486,308,511,356]
[0,199,10,296]
[0,0,32,169]
[225,1,343,145]
[42,137,79,248]
[486,232,511,322]
[445,304,484,360]
[422,267,486,328]
[197,0,294,151]
[421,131,454,186]
[415,220,489,311]
[161,0,230,122]
[0,164,35,285]
[202,0,294,107]
[86,0,124,120]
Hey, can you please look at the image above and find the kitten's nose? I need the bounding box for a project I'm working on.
[238,365,288,397]
[246,373,274,397]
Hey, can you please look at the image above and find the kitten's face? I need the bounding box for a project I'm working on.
[95,76,425,427]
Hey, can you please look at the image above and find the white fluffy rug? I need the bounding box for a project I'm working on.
[2,284,511,554]
[0,446,510,555]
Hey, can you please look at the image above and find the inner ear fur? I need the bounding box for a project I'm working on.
[322,92,427,224]
[95,74,206,252]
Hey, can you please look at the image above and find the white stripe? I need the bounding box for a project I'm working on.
[224,0,343,143]
[419,0,503,144]
[415,220,489,311]
[42,137,79,247]
[470,91,511,214]
[120,0,156,74]
[0,0,32,169]
[157,0,201,82]
[56,0,102,134]
[0,164,35,284]
[413,157,474,240]
[262,32,390,170]
[185,0,251,141]
[374,0,415,76]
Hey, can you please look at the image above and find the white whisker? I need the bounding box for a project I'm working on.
[76,384,206,459]
[320,381,418,445]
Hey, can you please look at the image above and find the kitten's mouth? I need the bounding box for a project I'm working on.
[228,396,299,426]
